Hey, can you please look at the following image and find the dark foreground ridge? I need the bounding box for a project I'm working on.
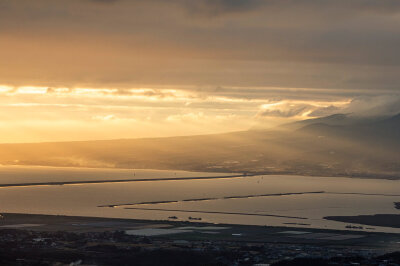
[0,213,399,265]
[325,214,400,229]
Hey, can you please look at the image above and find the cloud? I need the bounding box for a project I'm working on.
[256,94,400,120]
[85,0,400,15]
[174,0,263,15]
[166,112,237,123]
[343,94,400,117]
[92,114,117,121]
[1,0,400,98]
[88,0,119,3]
[257,102,315,118]
[308,105,342,117]
[166,112,206,122]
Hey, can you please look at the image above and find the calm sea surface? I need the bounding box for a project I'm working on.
[0,165,399,233]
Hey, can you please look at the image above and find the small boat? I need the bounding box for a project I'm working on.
[168,216,178,219]
[188,216,202,221]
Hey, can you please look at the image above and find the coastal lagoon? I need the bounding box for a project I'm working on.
[0,165,399,233]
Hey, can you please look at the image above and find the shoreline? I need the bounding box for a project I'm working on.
[1,164,400,181]
[0,174,247,188]
[1,212,399,236]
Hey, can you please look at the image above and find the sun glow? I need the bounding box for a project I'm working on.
[16,86,48,94]
[0,84,358,143]
[0,85,13,93]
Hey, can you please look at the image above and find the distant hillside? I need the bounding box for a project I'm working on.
[281,113,386,130]
[281,113,351,130]
[298,113,400,143]
[0,113,400,179]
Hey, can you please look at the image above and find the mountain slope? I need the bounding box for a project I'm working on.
[0,114,399,178]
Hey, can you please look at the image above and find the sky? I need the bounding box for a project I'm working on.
[1,0,400,143]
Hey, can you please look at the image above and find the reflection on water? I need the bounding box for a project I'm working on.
[0,166,399,233]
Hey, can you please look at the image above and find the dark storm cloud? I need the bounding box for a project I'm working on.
[84,0,400,14]
[86,0,117,3]
[88,0,118,2]
[1,0,400,96]
[84,0,262,14]
[173,0,263,15]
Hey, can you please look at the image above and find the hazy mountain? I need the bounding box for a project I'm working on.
[0,113,399,179]
[281,113,388,130]
[297,113,400,143]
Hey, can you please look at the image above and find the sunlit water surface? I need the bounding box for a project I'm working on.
[0,165,399,233]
